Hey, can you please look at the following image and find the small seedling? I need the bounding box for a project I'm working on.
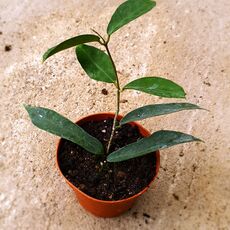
[24,0,204,162]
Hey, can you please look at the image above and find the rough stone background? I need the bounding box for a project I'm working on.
[0,0,229,229]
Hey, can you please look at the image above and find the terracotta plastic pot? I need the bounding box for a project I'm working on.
[56,113,160,218]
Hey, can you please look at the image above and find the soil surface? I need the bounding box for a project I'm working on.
[58,118,157,201]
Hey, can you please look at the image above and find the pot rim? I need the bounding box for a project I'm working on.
[56,112,160,204]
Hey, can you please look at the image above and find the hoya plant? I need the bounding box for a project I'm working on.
[24,0,203,163]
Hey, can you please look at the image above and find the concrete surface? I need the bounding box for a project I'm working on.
[0,0,229,229]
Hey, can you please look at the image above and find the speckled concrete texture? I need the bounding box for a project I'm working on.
[0,0,229,229]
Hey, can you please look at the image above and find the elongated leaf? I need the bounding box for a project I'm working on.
[24,105,104,155]
[43,34,100,62]
[123,77,186,98]
[76,44,116,83]
[107,130,202,162]
[107,0,156,35]
[121,103,204,125]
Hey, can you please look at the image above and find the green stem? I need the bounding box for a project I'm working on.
[92,30,121,154]
[104,42,121,154]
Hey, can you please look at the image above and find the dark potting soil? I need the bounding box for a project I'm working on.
[58,118,157,201]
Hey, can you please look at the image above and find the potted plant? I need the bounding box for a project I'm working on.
[24,0,204,217]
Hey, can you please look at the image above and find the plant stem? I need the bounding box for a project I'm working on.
[106,83,120,154]
[92,29,121,154]
[90,28,106,44]
[104,42,121,154]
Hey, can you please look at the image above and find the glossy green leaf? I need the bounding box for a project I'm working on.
[121,103,204,125]
[123,77,186,98]
[24,105,104,155]
[107,0,156,35]
[107,130,202,162]
[76,44,116,83]
[43,34,100,62]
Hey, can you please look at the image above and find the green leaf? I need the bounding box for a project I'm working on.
[121,103,204,125]
[43,34,100,62]
[107,0,156,35]
[107,130,202,162]
[24,105,104,155]
[76,44,116,83]
[123,77,186,98]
